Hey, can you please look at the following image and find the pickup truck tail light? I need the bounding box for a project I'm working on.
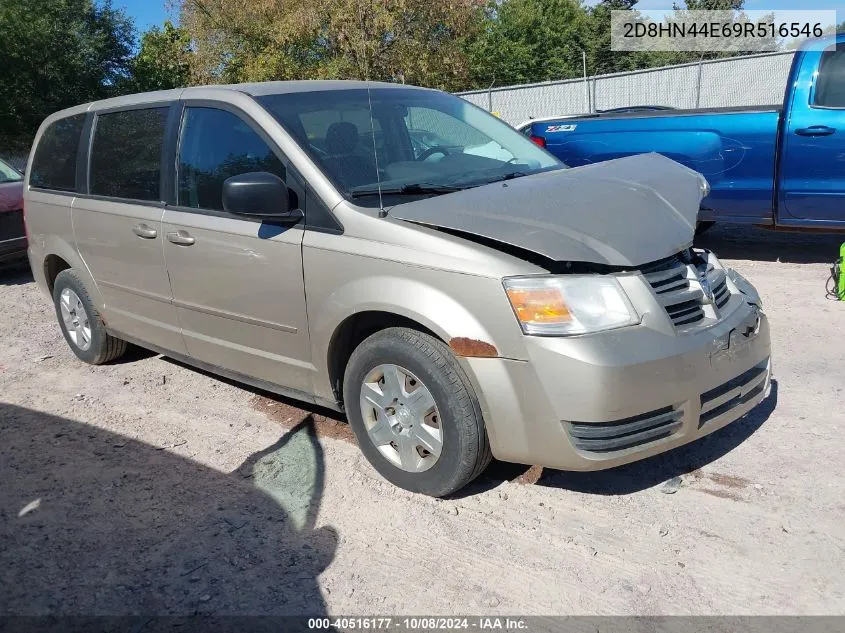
[529,135,546,148]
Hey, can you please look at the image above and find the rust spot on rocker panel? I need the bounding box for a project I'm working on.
[448,337,499,358]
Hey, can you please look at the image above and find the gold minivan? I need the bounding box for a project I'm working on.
[24,81,771,496]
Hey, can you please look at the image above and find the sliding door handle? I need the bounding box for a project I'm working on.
[166,230,195,246]
[132,223,157,239]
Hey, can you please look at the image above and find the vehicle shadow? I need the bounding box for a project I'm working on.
[460,380,778,498]
[0,403,337,618]
[696,224,843,264]
[0,259,33,285]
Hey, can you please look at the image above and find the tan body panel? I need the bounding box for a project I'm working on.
[162,209,313,393]
[73,197,187,355]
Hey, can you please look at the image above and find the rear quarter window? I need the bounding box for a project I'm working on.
[29,114,86,191]
[90,107,169,201]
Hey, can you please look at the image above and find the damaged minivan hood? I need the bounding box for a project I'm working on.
[390,153,704,267]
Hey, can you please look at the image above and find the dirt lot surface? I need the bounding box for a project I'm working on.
[2,224,845,617]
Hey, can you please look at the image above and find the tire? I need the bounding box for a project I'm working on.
[695,221,715,235]
[343,327,492,497]
[53,269,126,365]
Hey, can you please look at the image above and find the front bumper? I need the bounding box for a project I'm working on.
[464,279,771,471]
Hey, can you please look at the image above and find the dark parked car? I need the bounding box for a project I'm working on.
[0,158,26,262]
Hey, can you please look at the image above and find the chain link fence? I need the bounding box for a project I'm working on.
[457,50,795,125]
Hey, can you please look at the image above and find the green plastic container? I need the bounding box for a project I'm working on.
[840,243,845,300]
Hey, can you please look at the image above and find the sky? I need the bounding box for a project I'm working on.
[115,0,839,34]
[113,0,173,34]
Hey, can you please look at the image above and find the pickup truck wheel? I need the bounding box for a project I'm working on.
[695,221,715,235]
[52,269,127,365]
[343,327,492,497]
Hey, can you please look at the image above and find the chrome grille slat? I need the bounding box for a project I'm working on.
[712,272,731,309]
[641,250,733,330]
[666,302,702,319]
[655,279,690,294]
[655,287,705,307]
[672,310,706,326]
[645,267,686,286]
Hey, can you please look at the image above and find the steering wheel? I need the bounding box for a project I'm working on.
[416,146,450,161]
[310,144,329,158]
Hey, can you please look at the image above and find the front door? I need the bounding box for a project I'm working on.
[162,105,312,393]
[73,105,186,354]
[781,42,845,223]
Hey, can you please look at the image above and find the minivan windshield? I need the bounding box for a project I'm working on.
[0,159,23,184]
[258,87,562,206]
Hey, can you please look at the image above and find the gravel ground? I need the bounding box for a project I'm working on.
[1,224,844,617]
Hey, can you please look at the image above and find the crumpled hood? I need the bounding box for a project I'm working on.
[390,153,704,267]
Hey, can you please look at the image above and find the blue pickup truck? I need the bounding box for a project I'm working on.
[519,34,845,231]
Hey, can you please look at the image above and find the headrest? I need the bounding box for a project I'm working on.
[325,121,359,154]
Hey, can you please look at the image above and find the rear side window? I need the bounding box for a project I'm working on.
[90,107,169,201]
[814,45,845,108]
[30,114,85,191]
[178,107,286,211]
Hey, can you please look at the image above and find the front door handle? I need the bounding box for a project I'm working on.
[795,125,836,136]
[166,230,195,246]
[132,223,157,239]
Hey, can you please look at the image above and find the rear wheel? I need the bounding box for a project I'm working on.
[343,327,491,497]
[53,269,126,364]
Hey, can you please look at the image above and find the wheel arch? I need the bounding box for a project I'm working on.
[326,311,443,406]
[43,254,71,293]
[312,277,504,407]
[38,235,104,308]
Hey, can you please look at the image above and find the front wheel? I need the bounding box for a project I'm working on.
[343,327,492,497]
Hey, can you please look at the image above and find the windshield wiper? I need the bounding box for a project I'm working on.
[485,171,529,184]
[350,183,465,198]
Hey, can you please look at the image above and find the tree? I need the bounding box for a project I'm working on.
[179,0,486,91]
[126,21,193,93]
[587,0,661,76]
[0,0,135,147]
[466,0,594,88]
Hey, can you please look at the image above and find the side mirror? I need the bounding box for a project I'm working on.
[222,171,302,221]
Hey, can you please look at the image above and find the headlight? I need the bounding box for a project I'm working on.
[503,275,640,336]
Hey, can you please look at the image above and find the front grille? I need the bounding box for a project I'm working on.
[641,251,732,329]
[642,255,705,327]
[566,406,683,453]
[0,209,24,242]
[699,358,769,427]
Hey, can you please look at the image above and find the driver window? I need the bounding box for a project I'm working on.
[178,107,286,211]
